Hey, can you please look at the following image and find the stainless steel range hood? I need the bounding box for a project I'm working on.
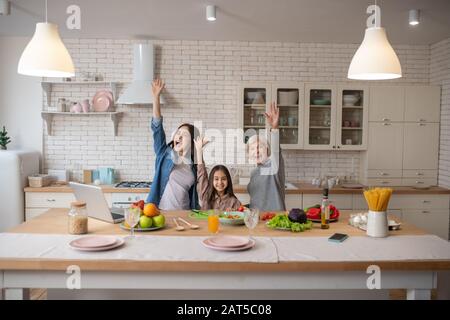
[117,43,165,105]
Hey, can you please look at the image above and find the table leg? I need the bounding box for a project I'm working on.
[406,289,431,300]
[4,288,30,300]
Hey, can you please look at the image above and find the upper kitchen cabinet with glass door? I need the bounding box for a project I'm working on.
[304,84,337,150]
[336,86,368,150]
[272,84,304,149]
[238,84,271,143]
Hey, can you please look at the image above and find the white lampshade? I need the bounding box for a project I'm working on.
[348,27,402,80]
[18,23,75,77]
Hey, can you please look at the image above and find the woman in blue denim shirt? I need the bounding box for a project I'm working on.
[146,79,199,210]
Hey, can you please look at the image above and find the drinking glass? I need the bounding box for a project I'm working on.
[208,210,220,234]
[125,207,141,241]
[244,208,259,240]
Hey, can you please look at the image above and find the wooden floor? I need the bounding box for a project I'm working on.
[29,288,436,300]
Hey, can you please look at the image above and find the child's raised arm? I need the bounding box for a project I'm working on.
[152,79,164,119]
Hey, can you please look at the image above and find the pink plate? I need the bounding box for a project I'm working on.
[70,236,118,248]
[92,92,112,112]
[206,236,250,248]
[70,237,125,252]
[96,89,114,101]
[202,238,255,252]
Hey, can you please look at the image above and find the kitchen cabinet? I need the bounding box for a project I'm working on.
[304,84,337,150]
[304,84,368,150]
[272,83,304,149]
[403,209,450,240]
[238,83,271,144]
[404,86,441,123]
[403,122,440,170]
[366,122,404,171]
[25,192,112,221]
[369,86,404,122]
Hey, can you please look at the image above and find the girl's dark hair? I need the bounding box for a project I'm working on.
[206,165,238,208]
[168,123,200,164]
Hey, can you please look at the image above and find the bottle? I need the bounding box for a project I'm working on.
[68,201,88,234]
[321,188,330,229]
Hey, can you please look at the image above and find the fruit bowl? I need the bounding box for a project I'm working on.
[119,223,164,232]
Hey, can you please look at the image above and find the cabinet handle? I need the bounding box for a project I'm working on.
[418,123,426,126]
[421,210,430,214]
[337,146,341,149]
[418,119,426,122]
[379,172,388,176]
[332,146,336,149]
[382,118,390,121]
[415,181,424,184]
[381,181,389,184]
[382,122,391,126]
[422,200,431,203]
[416,172,423,176]
[46,199,56,202]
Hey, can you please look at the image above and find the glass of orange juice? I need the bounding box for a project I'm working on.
[208,210,220,234]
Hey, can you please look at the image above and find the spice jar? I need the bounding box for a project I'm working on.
[68,201,88,234]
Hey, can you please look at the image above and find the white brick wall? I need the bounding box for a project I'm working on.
[431,38,450,188]
[43,39,430,183]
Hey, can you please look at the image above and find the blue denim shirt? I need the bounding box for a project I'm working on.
[146,117,199,209]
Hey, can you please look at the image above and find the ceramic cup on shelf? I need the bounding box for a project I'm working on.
[70,102,82,113]
[366,211,388,238]
[81,99,90,113]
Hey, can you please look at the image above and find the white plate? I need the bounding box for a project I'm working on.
[70,237,125,252]
[202,238,255,252]
[70,236,117,249]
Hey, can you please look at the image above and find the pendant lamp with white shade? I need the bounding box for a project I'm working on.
[18,0,74,77]
[348,4,401,80]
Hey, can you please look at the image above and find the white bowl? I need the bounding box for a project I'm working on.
[343,95,359,106]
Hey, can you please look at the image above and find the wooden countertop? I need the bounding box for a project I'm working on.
[2,208,449,272]
[24,183,450,195]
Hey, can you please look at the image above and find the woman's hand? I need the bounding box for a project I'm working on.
[152,79,165,97]
[194,136,209,165]
[264,102,279,129]
[152,79,164,119]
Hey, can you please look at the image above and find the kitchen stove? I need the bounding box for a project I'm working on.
[115,181,151,188]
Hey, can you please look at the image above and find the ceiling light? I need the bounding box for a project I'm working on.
[206,5,216,21]
[17,0,74,77]
[348,4,402,80]
[0,0,10,15]
[409,9,420,26]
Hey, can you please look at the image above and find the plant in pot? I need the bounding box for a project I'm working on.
[0,126,11,150]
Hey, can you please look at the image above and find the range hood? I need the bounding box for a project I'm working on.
[117,43,165,105]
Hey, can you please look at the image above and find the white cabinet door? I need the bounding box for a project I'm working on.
[405,86,441,123]
[369,86,404,122]
[367,122,404,170]
[403,209,450,240]
[403,123,440,170]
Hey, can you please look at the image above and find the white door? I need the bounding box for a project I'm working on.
[369,86,404,122]
[402,209,450,240]
[367,122,404,170]
[403,122,440,170]
[405,86,441,123]
[304,84,337,150]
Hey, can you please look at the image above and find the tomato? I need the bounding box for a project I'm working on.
[237,205,245,212]
[261,212,276,221]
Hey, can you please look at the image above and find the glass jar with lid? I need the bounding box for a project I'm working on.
[68,201,88,234]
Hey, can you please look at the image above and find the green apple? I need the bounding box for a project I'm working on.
[139,215,153,228]
[152,214,165,227]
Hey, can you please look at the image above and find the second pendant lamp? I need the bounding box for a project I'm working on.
[348,4,401,80]
[17,0,74,77]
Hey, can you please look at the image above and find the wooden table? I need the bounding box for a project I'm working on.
[1,209,449,300]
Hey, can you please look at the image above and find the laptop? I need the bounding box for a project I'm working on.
[69,182,124,224]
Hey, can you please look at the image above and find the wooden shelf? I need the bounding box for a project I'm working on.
[244,104,266,108]
[342,127,362,130]
[244,125,266,129]
[342,106,363,109]
[41,111,124,136]
[277,104,299,107]
[310,105,331,108]
[310,126,331,129]
[41,81,122,106]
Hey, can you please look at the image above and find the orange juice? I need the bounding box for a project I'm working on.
[208,215,219,233]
